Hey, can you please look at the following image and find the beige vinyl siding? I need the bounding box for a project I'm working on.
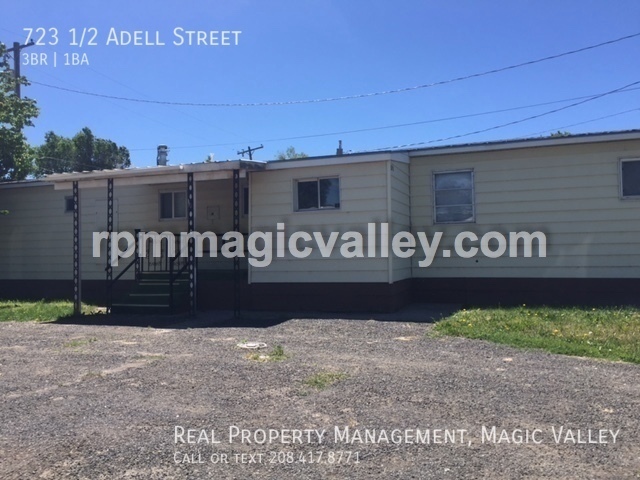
[390,160,412,282]
[250,161,390,283]
[410,139,640,278]
[0,177,247,281]
[98,178,248,277]
[193,178,248,271]
[0,184,73,280]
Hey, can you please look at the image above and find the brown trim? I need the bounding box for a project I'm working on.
[412,278,640,307]
[0,280,133,304]
[246,280,412,313]
[2,277,639,312]
[197,280,250,311]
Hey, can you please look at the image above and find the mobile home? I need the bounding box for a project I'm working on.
[1,130,639,313]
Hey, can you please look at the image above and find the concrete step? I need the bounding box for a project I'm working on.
[138,271,189,281]
[111,279,190,314]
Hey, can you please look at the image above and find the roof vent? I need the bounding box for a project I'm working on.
[157,145,169,166]
[336,140,344,156]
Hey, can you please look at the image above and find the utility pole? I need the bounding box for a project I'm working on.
[237,144,263,160]
[4,39,35,98]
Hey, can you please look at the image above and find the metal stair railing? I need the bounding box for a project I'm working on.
[169,253,190,314]
[106,229,141,313]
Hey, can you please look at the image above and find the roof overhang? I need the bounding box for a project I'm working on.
[0,179,53,190]
[46,160,266,190]
[264,151,409,170]
[407,130,640,157]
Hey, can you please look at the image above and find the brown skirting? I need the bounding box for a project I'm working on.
[0,277,638,311]
[244,279,413,313]
[412,277,640,307]
[0,280,133,304]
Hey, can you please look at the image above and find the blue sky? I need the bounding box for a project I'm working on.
[2,1,640,167]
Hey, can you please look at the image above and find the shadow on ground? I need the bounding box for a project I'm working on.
[50,303,461,329]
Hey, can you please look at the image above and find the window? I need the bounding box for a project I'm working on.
[295,177,340,211]
[433,170,474,223]
[64,196,74,213]
[160,191,187,219]
[621,159,640,198]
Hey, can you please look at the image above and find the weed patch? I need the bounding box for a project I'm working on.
[304,371,348,390]
[247,344,288,362]
[64,337,98,349]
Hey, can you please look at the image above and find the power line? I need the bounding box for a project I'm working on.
[25,65,237,153]
[522,107,640,138]
[30,31,640,107]
[127,86,640,151]
[237,144,264,160]
[369,79,640,151]
[25,66,201,140]
[36,104,640,169]
[0,27,23,36]
[86,66,249,142]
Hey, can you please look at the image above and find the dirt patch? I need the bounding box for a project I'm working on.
[0,314,639,479]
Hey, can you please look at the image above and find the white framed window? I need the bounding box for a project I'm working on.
[294,177,340,211]
[620,158,640,199]
[159,191,187,220]
[433,169,474,224]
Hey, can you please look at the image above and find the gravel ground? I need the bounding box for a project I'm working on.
[0,306,639,479]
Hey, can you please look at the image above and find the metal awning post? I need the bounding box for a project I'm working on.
[72,181,82,316]
[187,172,196,316]
[233,169,240,319]
[106,178,114,312]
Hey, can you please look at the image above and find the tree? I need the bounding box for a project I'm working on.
[0,43,39,180]
[549,131,571,138]
[72,127,95,171]
[35,127,131,176]
[36,131,75,174]
[276,146,308,160]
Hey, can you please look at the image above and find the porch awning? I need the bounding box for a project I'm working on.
[46,159,266,189]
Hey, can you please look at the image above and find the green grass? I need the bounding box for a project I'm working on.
[0,300,100,322]
[433,306,640,364]
[247,345,288,362]
[64,337,98,349]
[134,354,166,362]
[303,371,348,390]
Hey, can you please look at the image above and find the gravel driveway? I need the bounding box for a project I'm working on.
[1,307,639,479]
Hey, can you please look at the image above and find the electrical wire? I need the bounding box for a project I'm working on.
[368,79,640,151]
[29,31,640,107]
[521,107,640,138]
[126,86,640,151]
[86,66,249,142]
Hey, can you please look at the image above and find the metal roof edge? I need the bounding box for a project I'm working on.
[44,159,267,183]
[406,130,640,157]
[0,179,52,189]
[264,151,409,170]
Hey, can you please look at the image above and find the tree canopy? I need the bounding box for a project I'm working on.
[35,127,131,176]
[1,43,131,179]
[276,146,309,160]
[0,43,39,181]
